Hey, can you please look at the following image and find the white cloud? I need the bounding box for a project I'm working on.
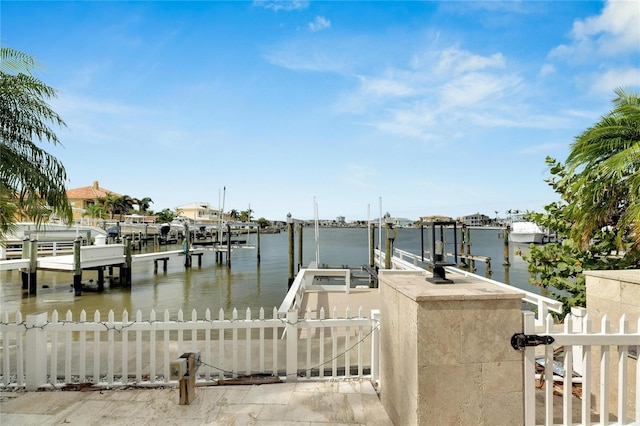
[589,67,640,94]
[253,0,309,12]
[538,63,555,78]
[358,75,415,98]
[439,72,521,109]
[309,16,331,32]
[551,0,640,59]
[338,46,525,140]
[432,48,506,76]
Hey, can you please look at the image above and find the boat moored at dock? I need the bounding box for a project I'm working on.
[509,221,548,244]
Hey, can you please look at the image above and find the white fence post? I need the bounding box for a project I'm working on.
[570,306,586,376]
[522,311,536,426]
[371,309,380,384]
[25,312,48,391]
[286,310,298,382]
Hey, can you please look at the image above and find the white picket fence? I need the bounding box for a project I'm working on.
[0,307,380,390]
[523,311,640,425]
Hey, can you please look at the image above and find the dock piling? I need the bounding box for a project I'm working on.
[287,213,294,288]
[122,237,132,286]
[226,223,231,268]
[384,219,392,269]
[21,237,29,290]
[97,267,105,291]
[73,238,82,296]
[297,223,303,272]
[460,225,468,268]
[256,227,261,263]
[28,239,38,295]
[184,224,191,268]
[502,226,511,266]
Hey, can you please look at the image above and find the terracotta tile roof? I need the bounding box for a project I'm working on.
[66,181,121,200]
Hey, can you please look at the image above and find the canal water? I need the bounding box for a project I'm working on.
[0,227,536,320]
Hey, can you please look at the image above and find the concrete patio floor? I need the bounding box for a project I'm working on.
[0,379,393,426]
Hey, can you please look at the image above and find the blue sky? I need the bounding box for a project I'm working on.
[3,1,639,221]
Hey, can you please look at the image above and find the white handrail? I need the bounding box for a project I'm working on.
[376,248,564,326]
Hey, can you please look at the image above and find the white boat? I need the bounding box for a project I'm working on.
[509,221,547,244]
[4,222,107,244]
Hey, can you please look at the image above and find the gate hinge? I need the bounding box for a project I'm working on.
[510,333,555,351]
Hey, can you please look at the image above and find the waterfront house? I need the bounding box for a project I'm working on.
[176,202,223,224]
[420,214,454,223]
[460,212,490,226]
[66,181,121,220]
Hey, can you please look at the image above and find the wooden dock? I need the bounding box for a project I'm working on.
[0,242,207,296]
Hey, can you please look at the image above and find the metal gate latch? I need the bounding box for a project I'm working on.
[510,333,555,351]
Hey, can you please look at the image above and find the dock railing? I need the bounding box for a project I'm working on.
[278,266,352,316]
[376,248,563,327]
[1,307,380,390]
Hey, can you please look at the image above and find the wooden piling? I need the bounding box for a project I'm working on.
[503,226,511,266]
[287,215,294,288]
[123,237,132,286]
[460,225,468,268]
[226,223,231,268]
[297,223,303,272]
[384,222,392,269]
[465,226,475,272]
[256,227,261,263]
[28,239,38,295]
[73,238,82,296]
[97,267,105,291]
[21,237,29,290]
[369,224,375,268]
[184,224,191,268]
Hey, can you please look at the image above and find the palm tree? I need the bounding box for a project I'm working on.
[100,192,120,220]
[83,203,107,225]
[137,197,153,213]
[565,88,640,249]
[240,208,253,222]
[116,195,135,220]
[0,46,71,239]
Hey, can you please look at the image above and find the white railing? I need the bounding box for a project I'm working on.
[2,240,77,258]
[523,311,639,425]
[377,248,563,326]
[0,307,380,390]
[278,267,352,315]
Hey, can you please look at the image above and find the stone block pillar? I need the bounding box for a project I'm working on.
[379,271,525,425]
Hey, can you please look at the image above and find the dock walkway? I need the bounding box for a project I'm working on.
[298,287,382,319]
[0,246,206,272]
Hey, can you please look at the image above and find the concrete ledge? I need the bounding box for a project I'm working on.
[381,273,524,302]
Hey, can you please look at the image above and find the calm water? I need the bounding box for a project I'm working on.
[0,227,536,320]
